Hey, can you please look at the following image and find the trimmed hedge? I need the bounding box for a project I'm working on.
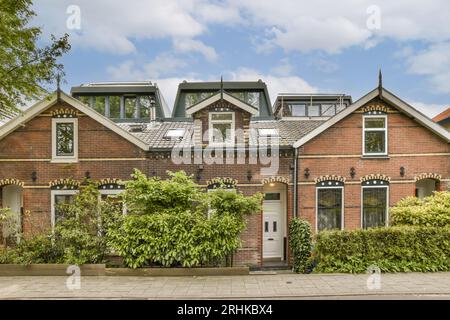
[289,218,312,273]
[390,191,450,227]
[314,226,450,273]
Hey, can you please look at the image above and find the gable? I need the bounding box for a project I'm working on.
[0,92,149,150]
[293,88,450,148]
[185,91,258,115]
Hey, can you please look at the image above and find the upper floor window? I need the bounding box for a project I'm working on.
[229,91,260,109]
[52,118,78,163]
[185,92,214,109]
[209,112,235,145]
[363,115,387,156]
[289,103,306,116]
[287,102,348,117]
[76,95,156,120]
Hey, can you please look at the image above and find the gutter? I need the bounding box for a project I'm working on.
[293,147,298,217]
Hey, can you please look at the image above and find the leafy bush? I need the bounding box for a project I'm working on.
[0,182,122,265]
[390,191,450,227]
[0,234,63,264]
[314,226,450,273]
[0,208,21,246]
[108,170,262,268]
[289,218,312,273]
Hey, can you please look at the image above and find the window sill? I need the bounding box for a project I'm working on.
[361,155,390,159]
[50,158,78,164]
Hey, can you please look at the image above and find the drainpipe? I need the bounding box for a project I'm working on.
[293,147,298,217]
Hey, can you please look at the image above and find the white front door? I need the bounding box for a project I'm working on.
[263,194,282,259]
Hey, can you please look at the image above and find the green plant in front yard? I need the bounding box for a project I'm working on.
[390,191,450,227]
[107,170,262,268]
[0,208,22,247]
[289,218,312,273]
[314,226,450,273]
[0,181,122,265]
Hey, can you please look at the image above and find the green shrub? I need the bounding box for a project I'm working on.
[0,182,122,265]
[289,218,312,273]
[390,191,450,227]
[0,234,63,264]
[107,170,262,268]
[314,226,450,273]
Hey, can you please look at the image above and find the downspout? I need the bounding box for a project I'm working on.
[293,147,298,217]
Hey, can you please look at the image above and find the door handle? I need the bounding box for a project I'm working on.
[268,238,274,241]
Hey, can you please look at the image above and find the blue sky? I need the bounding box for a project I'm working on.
[33,0,450,117]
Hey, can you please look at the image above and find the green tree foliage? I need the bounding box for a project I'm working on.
[0,181,122,264]
[0,0,70,117]
[107,170,262,268]
[289,218,312,273]
[314,226,450,273]
[390,191,450,227]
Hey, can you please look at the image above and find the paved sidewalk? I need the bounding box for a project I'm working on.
[0,272,449,299]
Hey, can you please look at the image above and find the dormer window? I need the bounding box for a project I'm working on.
[209,112,235,145]
[363,114,387,156]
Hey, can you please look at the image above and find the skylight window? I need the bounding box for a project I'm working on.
[258,128,279,136]
[165,128,185,138]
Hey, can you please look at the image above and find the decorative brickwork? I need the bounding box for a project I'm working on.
[414,173,442,181]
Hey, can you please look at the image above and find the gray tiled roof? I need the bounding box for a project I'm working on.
[118,119,325,149]
[249,120,325,146]
[117,121,193,149]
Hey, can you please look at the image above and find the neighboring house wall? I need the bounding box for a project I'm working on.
[0,103,147,234]
[297,98,450,232]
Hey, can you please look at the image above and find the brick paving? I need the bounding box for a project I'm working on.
[0,272,449,299]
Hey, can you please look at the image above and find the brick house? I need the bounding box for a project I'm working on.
[433,108,450,131]
[0,79,449,267]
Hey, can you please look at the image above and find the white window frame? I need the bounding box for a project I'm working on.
[362,114,388,156]
[99,189,127,215]
[316,185,344,232]
[360,185,389,229]
[50,189,78,229]
[208,112,235,146]
[51,118,78,163]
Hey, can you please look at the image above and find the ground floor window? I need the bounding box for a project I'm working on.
[316,187,343,231]
[51,190,77,228]
[362,186,388,228]
[99,188,126,214]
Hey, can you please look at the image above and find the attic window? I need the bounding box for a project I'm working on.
[258,128,278,136]
[165,128,185,139]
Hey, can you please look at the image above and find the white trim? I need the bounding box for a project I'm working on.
[185,91,258,115]
[51,118,78,163]
[208,112,235,146]
[99,189,126,215]
[362,114,388,156]
[316,186,344,232]
[0,92,149,150]
[360,185,389,229]
[50,189,78,229]
[293,88,450,148]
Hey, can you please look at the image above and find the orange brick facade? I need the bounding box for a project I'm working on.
[0,96,449,267]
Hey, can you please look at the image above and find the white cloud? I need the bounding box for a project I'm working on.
[407,100,447,118]
[232,0,450,53]
[34,0,206,54]
[270,58,294,76]
[173,38,218,62]
[34,0,450,60]
[404,42,450,93]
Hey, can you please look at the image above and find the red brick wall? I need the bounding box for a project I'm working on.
[297,99,450,232]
